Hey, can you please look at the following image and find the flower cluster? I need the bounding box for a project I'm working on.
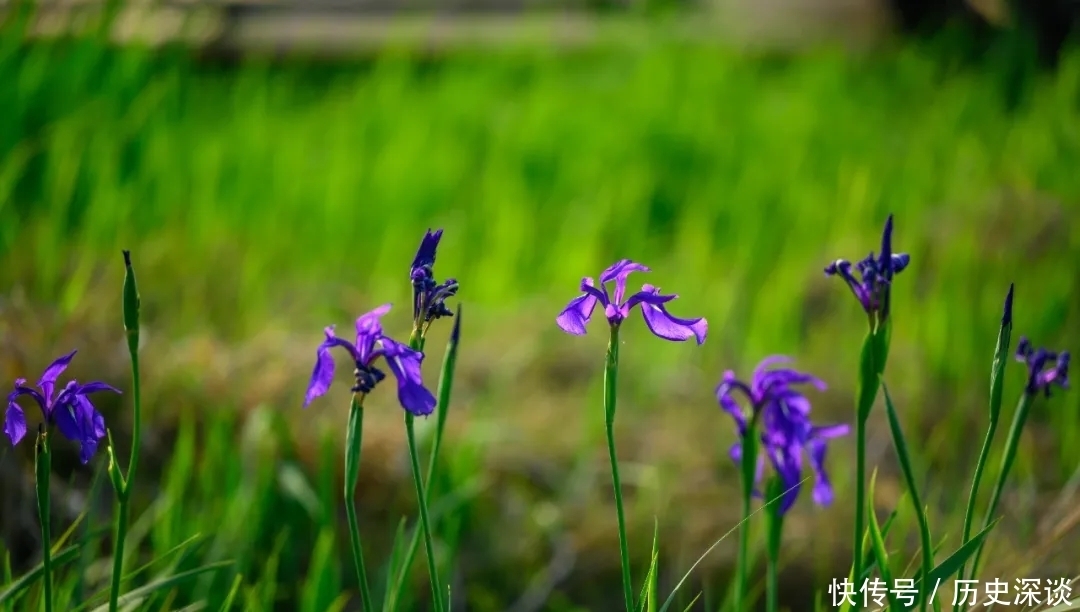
[717,356,849,515]
[304,228,456,416]
[825,214,911,325]
[4,350,121,464]
[1016,337,1070,397]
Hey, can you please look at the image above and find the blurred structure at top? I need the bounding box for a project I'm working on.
[0,0,1075,66]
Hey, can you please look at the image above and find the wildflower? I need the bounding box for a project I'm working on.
[824,214,911,325]
[1015,337,1070,397]
[4,350,121,464]
[717,356,849,514]
[410,229,458,327]
[556,259,707,344]
[304,304,436,416]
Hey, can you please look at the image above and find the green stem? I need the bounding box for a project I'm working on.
[732,428,758,612]
[733,492,750,612]
[852,417,866,612]
[970,393,1032,581]
[764,478,784,612]
[107,498,129,612]
[604,325,634,612]
[35,433,53,612]
[109,328,142,612]
[344,395,374,611]
[405,413,445,612]
[389,310,461,612]
[955,419,996,595]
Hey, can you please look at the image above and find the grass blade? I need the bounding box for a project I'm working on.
[866,469,901,611]
[919,518,1001,590]
[87,561,234,612]
[881,381,934,610]
[0,545,82,606]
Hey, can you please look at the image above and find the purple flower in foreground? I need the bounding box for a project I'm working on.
[825,214,911,324]
[4,350,121,464]
[717,356,849,515]
[410,229,458,327]
[556,259,707,344]
[304,304,436,416]
[1016,337,1070,397]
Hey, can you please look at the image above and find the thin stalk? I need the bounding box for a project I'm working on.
[732,429,758,612]
[955,422,995,586]
[107,499,130,612]
[110,252,142,612]
[763,478,784,612]
[344,394,374,611]
[604,325,634,612]
[405,413,444,612]
[389,307,461,612]
[852,418,866,611]
[35,432,53,612]
[970,393,1033,580]
[733,492,751,612]
[765,556,778,612]
[956,287,1011,596]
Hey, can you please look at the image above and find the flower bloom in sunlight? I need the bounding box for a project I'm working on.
[824,214,911,324]
[555,259,707,344]
[410,228,458,327]
[304,304,437,416]
[1015,337,1070,397]
[717,356,849,515]
[4,350,121,464]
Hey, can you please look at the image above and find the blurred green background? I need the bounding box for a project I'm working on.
[1,1,1079,610]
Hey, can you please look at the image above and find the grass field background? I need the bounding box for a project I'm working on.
[1,18,1079,611]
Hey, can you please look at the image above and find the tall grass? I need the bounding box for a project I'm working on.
[1,26,1079,611]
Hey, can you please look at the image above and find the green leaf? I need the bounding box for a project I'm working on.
[866,469,901,611]
[0,545,81,606]
[881,381,934,606]
[919,518,1001,590]
[636,518,660,612]
[680,594,702,612]
[218,573,244,612]
[87,561,234,612]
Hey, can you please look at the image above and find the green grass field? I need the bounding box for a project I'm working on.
[1,20,1079,612]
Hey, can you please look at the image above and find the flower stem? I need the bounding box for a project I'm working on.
[389,308,461,612]
[34,432,53,612]
[733,427,758,612]
[604,325,634,612]
[344,394,374,611]
[733,490,751,612]
[764,478,784,612]
[405,412,445,612]
[852,417,866,610]
[955,420,996,590]
[765,530,780,612]
[109,296,143,612]
[970,393,1032,581]
[107,498,130,612]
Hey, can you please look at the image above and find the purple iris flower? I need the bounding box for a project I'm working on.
[717,356,849,515]
[825,214,911,323]
[4,350,121,464]
[410,229,458,326]
[556,259,707,344]
[304,304,437,416]
[1015,337,1070,397]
